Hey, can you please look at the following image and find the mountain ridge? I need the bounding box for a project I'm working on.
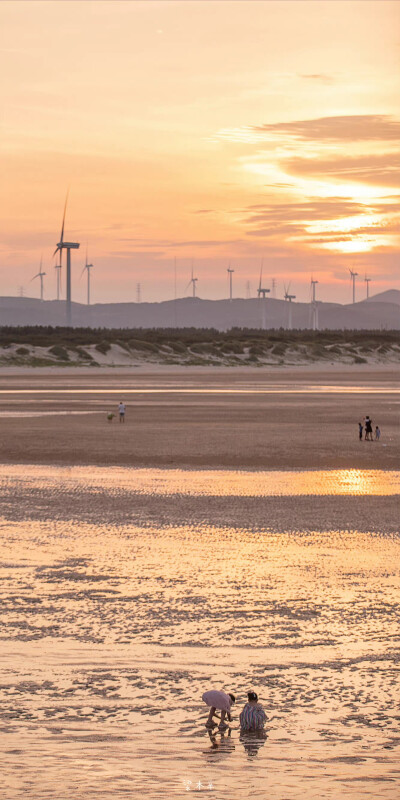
[0,292,399,330]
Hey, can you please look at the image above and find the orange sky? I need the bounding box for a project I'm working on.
[0,1,399,305]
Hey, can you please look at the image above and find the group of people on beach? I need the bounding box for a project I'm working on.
[359,415,380,441]
[202,689,266,732]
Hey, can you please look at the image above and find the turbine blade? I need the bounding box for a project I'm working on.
[60,189,69,244]
[185,280,192,291]
[53,246,60,257]
[80,266,86,278]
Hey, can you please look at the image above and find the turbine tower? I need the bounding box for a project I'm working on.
[81,249,94,306]
[54,251,62,300]
[310,277,319,331]
[257,260,270,330]
[284,283,296,330]
[227,265,234,301]
[365,274,371,300]
[349,268,358,304]
[53,193,80,325]
[185,261,198,298]
[31,258,46,301]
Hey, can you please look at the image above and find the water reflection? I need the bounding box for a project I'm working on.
[1,464,399,496]
[0,385,398,394]
[239,729,268,759]
[205,728,235,760]
[0,410,100,418]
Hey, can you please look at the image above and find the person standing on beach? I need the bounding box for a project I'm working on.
[118,401,126,423]
[358,422,363,441]
[375,425,381,440]
[202,689,235,731]
[364,415,373,441]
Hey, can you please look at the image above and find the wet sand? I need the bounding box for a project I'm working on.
[0,367,399,799]
[1,464,399,799]
[0,367,398,469]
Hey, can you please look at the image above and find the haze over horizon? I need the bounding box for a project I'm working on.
[1,1,399,306]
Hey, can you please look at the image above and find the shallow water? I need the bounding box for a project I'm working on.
[0,467,399,799]
[0,384,399,394]
[2,464,399,496]
[0,411,100,418]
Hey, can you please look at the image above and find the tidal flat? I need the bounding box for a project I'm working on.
[0,369,399,799]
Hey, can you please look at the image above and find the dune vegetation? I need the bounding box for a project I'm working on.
[0,326,399,367]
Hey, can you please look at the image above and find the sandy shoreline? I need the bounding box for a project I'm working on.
[0,362,398,376]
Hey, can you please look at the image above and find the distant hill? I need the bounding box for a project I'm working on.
[0,294,399,330]
[365,289,400,305]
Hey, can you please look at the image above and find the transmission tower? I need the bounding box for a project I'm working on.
[136,282,141,303]
[271,278,276,298]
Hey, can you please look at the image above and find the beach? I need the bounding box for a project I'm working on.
[0,366,399,799]
[0,366,398,469]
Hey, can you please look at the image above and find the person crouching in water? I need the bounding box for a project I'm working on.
[202,689,235,731]
[239,691,267,730]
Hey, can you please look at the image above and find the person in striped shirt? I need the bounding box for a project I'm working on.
[239,691,267,730]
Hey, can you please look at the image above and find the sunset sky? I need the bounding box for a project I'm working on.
[1,1,399,304]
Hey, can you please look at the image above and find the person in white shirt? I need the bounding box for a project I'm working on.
[202,689,235,730]
[118,401,126,423]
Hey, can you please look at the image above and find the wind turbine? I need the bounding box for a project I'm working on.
[310,277,319,331]
[257,260,270,299]
[365,274,371,300]
[53,192,80,325]
[227,264,234,301]
[284,282,296,330]
[81,248,93,306]
[349,268,358,304]
[31,258,46,301]
[185,261,198,298]
[257,260,270,330]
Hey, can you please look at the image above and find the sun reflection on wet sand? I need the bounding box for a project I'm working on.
[1,464,398,496]
[0,384,398,395]
[0,466,399,799]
